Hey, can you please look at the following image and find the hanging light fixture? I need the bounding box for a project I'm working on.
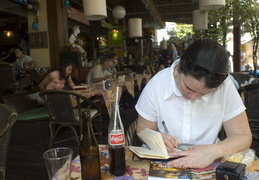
[193,9,208,31]
[199,0,225,10]
[82,0,107,21]
[128,18,142,38]
[112,5,126,19]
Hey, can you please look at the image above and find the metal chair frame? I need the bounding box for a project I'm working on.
[39,90,102,148]
[0,104,18,180]
[243,83,259,149]
[0,62,33,94]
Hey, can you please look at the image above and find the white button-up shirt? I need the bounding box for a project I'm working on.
[135,60,245,147]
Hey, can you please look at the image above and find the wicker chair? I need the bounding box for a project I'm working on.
[243,83,259,149]
[39,90,102,148]
[0,104,18,180]
[125,119,142,146]
[0,62,34,94]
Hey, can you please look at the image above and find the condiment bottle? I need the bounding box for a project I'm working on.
[108,102,126,176]
[80,110,101,180]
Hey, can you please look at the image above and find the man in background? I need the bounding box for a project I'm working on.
[86,58,116,83]
[14,47,35,69]
[108,53,118,76]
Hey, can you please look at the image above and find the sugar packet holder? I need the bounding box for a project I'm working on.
[102,80,111,90]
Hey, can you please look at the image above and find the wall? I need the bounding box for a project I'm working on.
[27,0,50,67]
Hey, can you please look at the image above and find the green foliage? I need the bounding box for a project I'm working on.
[167,24,194,45]
[166,0,258,68]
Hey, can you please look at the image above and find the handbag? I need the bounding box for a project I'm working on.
[216,161,246,180]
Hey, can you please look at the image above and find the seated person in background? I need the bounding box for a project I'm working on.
[39,61,75,90]
[136,39,252,169]
[0,46,16,63]
[156,59,166,72]
[86,58,115,83]
[14,47,36,69]
[13,47,36,80]
[108,53,118,76]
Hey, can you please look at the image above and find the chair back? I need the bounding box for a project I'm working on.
[230,72,251,84]
[125,120,137,146]
[243,83,259,120]
[39,90,82,124]
[0,62,32,93]
[0,104,18,179]
[39,90,102,147]
[243,83,259,119]
[0,62,17,88]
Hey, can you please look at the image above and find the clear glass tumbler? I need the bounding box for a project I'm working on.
[43,147,73,180]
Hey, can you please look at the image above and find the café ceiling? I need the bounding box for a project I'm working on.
[0,0,198,29]
[106,0,198,28]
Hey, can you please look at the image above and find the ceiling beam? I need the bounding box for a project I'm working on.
[141,0,165,28]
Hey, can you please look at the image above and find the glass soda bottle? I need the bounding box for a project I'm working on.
[80,110,101,180]
[108,102,126,176]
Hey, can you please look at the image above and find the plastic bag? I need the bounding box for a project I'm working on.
[221,149,255,167]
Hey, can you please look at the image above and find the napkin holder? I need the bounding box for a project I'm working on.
[133,72,136,77]
[118,75,125,83]
[102,80,111,90]
[130,72,136,78]
[216,161,246,180]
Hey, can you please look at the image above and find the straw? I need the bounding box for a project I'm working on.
[113,86,120,130]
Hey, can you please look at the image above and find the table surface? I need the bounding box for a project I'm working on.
[72,74,151,117]
[70,145,259,180]
[71,145,150,180]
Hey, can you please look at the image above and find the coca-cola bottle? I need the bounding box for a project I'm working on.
[80,110,101,180]
[108,102,126,176]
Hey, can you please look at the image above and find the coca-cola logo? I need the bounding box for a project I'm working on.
[109,133,124,145]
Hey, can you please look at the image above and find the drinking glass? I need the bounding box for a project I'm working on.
[43,147,73,180]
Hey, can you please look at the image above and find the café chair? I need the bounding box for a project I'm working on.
[125,119,137,146]
[39,90,102,148]
[0,104,18,180]
[230,72,251,84]
[0,62,34,94]
[146,65,156,77]
[243,83,259,149]
[125,119,142,146]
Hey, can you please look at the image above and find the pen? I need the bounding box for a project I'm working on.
[162,121,169,134]
[162,121,181,150]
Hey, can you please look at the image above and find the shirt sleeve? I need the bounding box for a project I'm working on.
[135,79,158,122]
[222,77,246,122]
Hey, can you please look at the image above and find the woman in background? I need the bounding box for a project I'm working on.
[39,61,75,90]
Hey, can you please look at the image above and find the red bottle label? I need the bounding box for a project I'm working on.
[109,133,124,145]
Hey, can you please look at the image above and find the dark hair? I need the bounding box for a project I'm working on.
[15,47,23,52]
[109,53,117,59]
[59,61,75,81]
[179,39,228,88]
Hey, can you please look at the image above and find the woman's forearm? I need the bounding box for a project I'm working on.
[215,134,252,159]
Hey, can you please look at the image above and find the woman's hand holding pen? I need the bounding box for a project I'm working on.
[161,133,179,153]
[161,121,179,152]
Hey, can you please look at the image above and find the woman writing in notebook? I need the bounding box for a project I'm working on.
[39,61,75,90]
[135,39,252,169]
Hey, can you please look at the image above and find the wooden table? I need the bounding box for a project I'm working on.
[72,74,151,117]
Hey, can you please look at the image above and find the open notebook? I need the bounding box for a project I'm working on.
[129,128,181,159]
